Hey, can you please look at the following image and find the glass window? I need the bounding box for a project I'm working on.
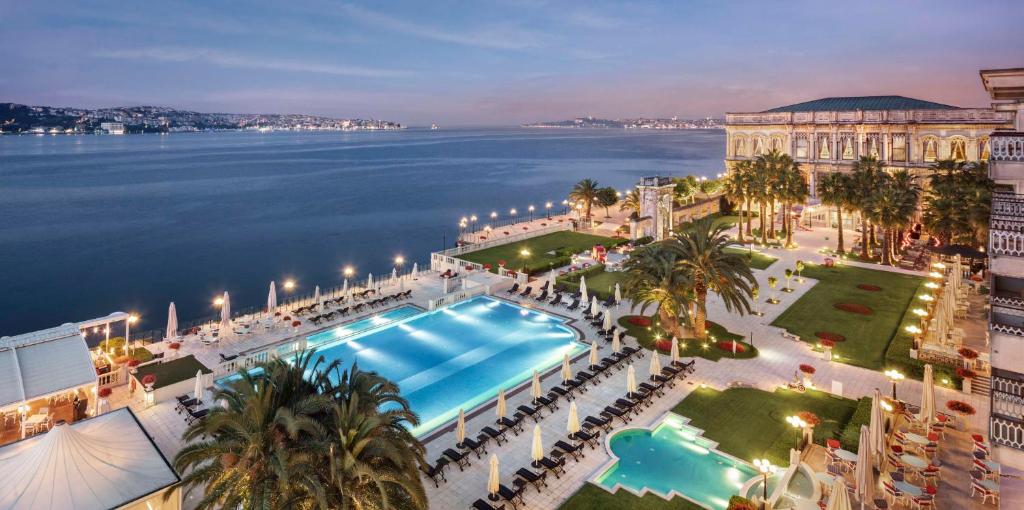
[754,137,764,156]
[868,137,879,158]
[891,135,906,161]
[981,138,990,160]
[950,138,966,161]
[819,135,830,159]
[795,137,809,159]
[841,136,854,160]
[923,138,937,162]
[734,137,745,157]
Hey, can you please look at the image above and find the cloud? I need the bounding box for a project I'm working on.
[335,3,545,51]
[92,47,411,78]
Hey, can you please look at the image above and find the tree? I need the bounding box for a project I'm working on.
[623,244,694,338]
[849,156,884,259]
[569,178,601,219]
[619,188,641,218]
[922,160,993,247]
[752,150,790,242]
[723,166,749,243]
[779,161,809,248]
[672,175,699,206]
[816,172,853,253]
[865,171,919,265]
[596,187,619,218]
[666,217,756,340]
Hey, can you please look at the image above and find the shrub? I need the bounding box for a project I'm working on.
[633,236,655,246]
[839,397,873,452]
[97,387,112,398]
[946,400,976,415]
[727,496,758,510]
[799,364,816,374]
[833,303,873,315]
[98,336,128,353]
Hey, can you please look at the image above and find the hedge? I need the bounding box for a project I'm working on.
[839,397,872,452]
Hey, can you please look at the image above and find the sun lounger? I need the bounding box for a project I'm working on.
[498,483,526,509]
[549,386,573,400]
[186,408,209,424]
[421,457,449,487]
[570,429,601,449]
[535,290,549,302]
[621,345,643,359]
[600,405,631,425]
[601,356,623,371]
[639,381,664,397]
[505,283,520,295]
[584,415,612,432]
[554,439,585,460]
[498,414,525,435]
[565,299,580,311]
[471,499,504,510]
[562,378,584,394]
[458,434,490,459]
[515,467,548,492]
[534,393,559,412]
[537,456,566,478]
[443,448,471,470]
[176,398,200,413]
[517,404,542,422]
[652,373,676,388]
[481,426,508,446]
[518,286,533,298]
[614,398,641,415]
[602,295,616,307]
[628,389,653,407]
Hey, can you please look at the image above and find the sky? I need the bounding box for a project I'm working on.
[1,0,1022,126]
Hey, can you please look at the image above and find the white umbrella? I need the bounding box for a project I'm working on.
[590,296,600,316]
[603,309,613,331]
[827,475,852,510]
[869,390,886,463]
[456,408,466,445]
[612,333,622,354]
[531,424,544,466]
[531,371,542,401]
[855,425,873,508]
[579,276,588,304]
[346,283,354,303]
[392,267,398,283]
[166,302,178,340]
[614,283,622,305]
[194,370,204,403]
[267,281,277,313]
[670,337,680,364]
[567,401,580,435]
[412,262,418,278]
[561,354,573,382]
[548,270,556,291]
[496,389,507,420]
[626,364,638,395]
[313,285,321,311]
[589,342,599,367]
[649,351,662,378]
[219,291,233,338]
[367,273,374,289]
[487,454,500,499]
[920,364,936,427]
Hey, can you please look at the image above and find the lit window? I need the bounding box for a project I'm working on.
[818,135,830,159]
[891,135,906,161]
[841,136,854,160]
[950,138,966,161]
[923,138,937,162]
[795,137,809,159]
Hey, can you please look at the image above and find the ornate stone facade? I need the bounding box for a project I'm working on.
[725,97,1014,195]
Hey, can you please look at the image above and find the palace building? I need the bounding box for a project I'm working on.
[725,95,1014,195]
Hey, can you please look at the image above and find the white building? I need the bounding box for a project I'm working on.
[100,122,125,135]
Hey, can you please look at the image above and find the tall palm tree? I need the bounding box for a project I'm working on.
[779,162,809,248]
[747,160,771,244]
[732,160,756,238]
[754,150,790,241]
[619,188,641,218]
[849,156,884,259]
[622,244,693,338]
[723,167,748,243]
[816,172,853,253]
[568,178,601,219]
[666,217,756,340]
[923,159,993,247]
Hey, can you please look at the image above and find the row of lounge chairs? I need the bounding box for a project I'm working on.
[174,394,209,425]
[292,288,384,316]
[505,282,618,309]
[306,291,413,325]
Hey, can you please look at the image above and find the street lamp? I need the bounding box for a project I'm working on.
[884,369,905,400]
[283,279,296,291]
[484,225,492,239]
[125,314,138,355]
[545,201,552,219]
[753,459,776,509]
[213,296,224,307]
[470,215,477,231]
[785,415,807,451]
[519,248,531,273]
[528,205,535,221]
[510,208,517,218]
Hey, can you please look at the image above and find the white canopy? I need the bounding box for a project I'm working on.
[920,364,936,427]
[579,276,588,304]
[165,302,178,339]
[219,291,233,338]
[0,408,179,510]
[0,324,96,409]
[313,285,321,311]
[267,281,277,313]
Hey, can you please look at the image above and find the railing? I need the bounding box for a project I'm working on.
[991,415,1024,450]
[427,284,489,310]
[97,366,126,389]
[992,294,1024,310]
[439,223,572,257]
[991,229,1024,257]
[991,132,1024,162]
[991,321,1024,337]
[726,108,1012,126]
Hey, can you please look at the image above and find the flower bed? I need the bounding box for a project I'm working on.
[856,284,882,292]
[957,367,977,379]
[833,303,873,315]
[946,400,976,415]
[815,331,846,342]
[958,347,979,360]
[717,340,745,353]
[98,387,112,398]
[628,316,652,327]
[654,339,673,353]
[799,364,816,374]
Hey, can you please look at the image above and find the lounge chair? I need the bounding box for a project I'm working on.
[639,381,665,397]
[471,499,505,510]
[535,290,549,302]
[600,406,631,425]
[602,295,616,307]
[497,413,525,435]
[537,456,567,478]
[662,364,685,378]
[505,283,520,295]
[570,429,601,449]
[186,408,209,424]
[585,413,606,430]
[561,378,584,394]
[443,448,471,471]
[601,356,623,371]
[498,483,526,509]
[518,286,533,298]
[481,426,508,446]
[516,404,542,423]
[549,385,573,400]
[565,299,580,311]
[554,439,585,460]
[652,373,676,388]
[534,392,559,412]
[176,398,200,414]
[548,293,563,306]
[515,467,548,492]
[589,314,604,327]
[616,397,642,415]
[420,457,449,488]
[458,434,490,459]
[621,345,643,359]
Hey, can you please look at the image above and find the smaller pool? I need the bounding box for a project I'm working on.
[594,413,756,510]
[306,305,421,348]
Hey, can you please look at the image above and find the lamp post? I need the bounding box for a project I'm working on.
[484,225,492,239]
[519,248,531,274]
[561,199,569,215]
[343,266,355,291]
[394,255,405,277]
[510,208,517,224]
[528,205,535,222]
[545,201,552,219]
[884,369,905,400]
[753,459,776,510]
[125,314,138,355]
[470,215,477,232]
[785,415,807,451]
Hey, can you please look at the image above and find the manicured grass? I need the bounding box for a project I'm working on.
[558,265,630,300]
[673,387,860,466]
[724,247,777,270]
[460,231,625,275]
[617,315,758,361]
[557,484,702,510]
[884,279,961,387]
[771,264,924,371]
[134,354,212,390]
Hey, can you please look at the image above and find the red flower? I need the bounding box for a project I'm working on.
[957,367,977,379]
[283,316,291,321]
[957,348,979,360]
[497,260,507,267]
[820,339,836,348]
[274,311,282,317]
[97,387,112,398]
[483,263,493,270]
[628,316,652,327]
[168,342,181,350]
[717,341,745,353]
[946,400,976,415]
[799,364,816,374]
[797,411,821,427]
[654,339,673,353]
[127,359,141,368]
[291,320,301,327]
[141,374,157,386]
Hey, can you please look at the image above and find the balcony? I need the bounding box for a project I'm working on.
[991,309,1024,337]
[991,132,1024,162]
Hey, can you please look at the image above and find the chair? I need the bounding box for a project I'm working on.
[553,439,585,460]
[458,434,490,459]
[601,406,630,425]
[420,458,449,488]
[882,481,902,505]
[442,448,471,471]
[505,283,520,295]
[518,286,533,298]
[826,439,841,451]
[471,499,504,510]
[537,455,566,478]
[570,429,601,449]
[970,479,999,505]
[498,483,526,509]
[584,415,612,432]
[481,426,508,446]
[514,467,547,492]
[516,404,542,423]
[534,392,559,412]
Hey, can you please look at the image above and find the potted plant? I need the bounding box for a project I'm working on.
[751,285,762,316]
[945,400,976,431]
[141,374,156,390]
[795,260,805,282]
[783,269,794,292]
[797,411,821,450]
[958,367,977,394]
[97,387,112,399]
[958,347,979,369]
[126,358,141,373]
[799,364,816,386]
[767,277,779,304]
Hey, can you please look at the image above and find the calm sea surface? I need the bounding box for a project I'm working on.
[0,128,724,336]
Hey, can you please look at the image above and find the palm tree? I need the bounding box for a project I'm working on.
[596,187,619,218]
[779,162,809,248]
[622,244,693,338]
[732,160,756,238]
[723,167,748,243]
[923,159,993,247]
[754,150,790,241]
[816,172,852,253]
[619,188,641,218]
[666,217,756,340]
[569,178,601,219]
[850,156,884,259]
[747,160,771,244]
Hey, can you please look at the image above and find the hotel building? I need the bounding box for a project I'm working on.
[724,95,1014,196]
[982,67,1024,467]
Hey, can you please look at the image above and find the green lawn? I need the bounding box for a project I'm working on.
[460,231,625,275]
[617,315,757,361]
[771,264,924,371]
[134,354,212,390]
[558,484,703,510]
[724,247,777,270]
[675,387,862,466]
[557,265,630,300]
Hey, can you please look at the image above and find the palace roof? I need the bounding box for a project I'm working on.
[764,95,957,113]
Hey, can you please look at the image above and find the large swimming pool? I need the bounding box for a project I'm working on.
[306,305,422,347]
[594,413,756,510]
[245,296,584,436]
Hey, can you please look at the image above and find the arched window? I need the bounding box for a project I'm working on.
[841,136,854,160]
[795,136,809,159]
[950,138,967,161]
[733,136,746,157]
[753,137,765,156]
[891,134,907,161]
[981,137,990,160]
[771,136,783,152]
[818,135,831,159]
[868,137,879,158]
[923,137,938,162]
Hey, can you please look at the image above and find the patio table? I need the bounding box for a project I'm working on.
[894,480,923,498]
[904,432,929,446]
[835,449,858,463]
[902,454,929,470]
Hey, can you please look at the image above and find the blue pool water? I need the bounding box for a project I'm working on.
[306,305,422,347]
[596,414,756,510]
[227,296,583,435]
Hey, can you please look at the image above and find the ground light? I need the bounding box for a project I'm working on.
[785,415,807,450]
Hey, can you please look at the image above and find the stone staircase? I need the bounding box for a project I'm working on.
[972,374,991,397]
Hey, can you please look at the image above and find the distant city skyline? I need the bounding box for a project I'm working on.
[2,0,1023,126]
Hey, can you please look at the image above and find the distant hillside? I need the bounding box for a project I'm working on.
[523,115,723,130]
[0,103,403,133]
